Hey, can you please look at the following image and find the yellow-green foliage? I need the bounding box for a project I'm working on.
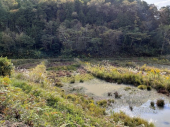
[124,87,131,91]
[66,94,77,101]
[0,57,14,76]
[55,82,64,87]
[65,94,106,116]
[85,62,170,92]
[137,85,147,90]
[0,78,110,126]
[150,57,169,64]
[0,62,154,127]
[108,99,115,103]
[60,73,94,83]
[2,76,11,86]
[70,78,75,84]
[96,100,108,108]
[111,112,155,127]
[28,63,46,83]
[140,64,161,73]
[23,63,50,85]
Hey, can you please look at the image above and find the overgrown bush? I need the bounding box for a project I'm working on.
[70,78,75,84]
[156,99,165,107]
[0,57,14,76]
[108,99,114,104]
[0,76,11,86]
[67,94,77,101]
[96,100,107,108]
[80,79,84,83]
[137,85,147,90]
[55,82,64,87]
[23,62,49,84]
[150,101,155,107]
[124,87,131,91]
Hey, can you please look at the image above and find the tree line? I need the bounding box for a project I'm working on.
[0,0,170,58]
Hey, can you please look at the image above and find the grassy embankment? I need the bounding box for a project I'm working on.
[0,61,154,127]
[85,61,170,93]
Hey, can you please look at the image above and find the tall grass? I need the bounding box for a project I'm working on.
[85,63,170,92]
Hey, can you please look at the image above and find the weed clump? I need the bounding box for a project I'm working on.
[129,105,133,111]
[114,91,121,98]
[124,87,131,91]
[96,100,107,108]
[150,101,155,107]
[108,92,112,96]
[55,82,64,87]
[108,99,114,104]
[111,112,154,127]
[156,99,165,107]
[137,85,147,90]
[67,94,77,101]
[70,78,75,84]
[24,63,48,84]
[80,79,84,83]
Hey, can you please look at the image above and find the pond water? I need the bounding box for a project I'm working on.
[111,100,170,127]
[76,78,128,96]
[64,78,170,127]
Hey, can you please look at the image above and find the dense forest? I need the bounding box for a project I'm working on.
[0,0,170,58]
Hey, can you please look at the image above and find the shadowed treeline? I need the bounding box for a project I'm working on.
[0,0,170,58]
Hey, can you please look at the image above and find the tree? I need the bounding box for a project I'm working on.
[16,33,35,49]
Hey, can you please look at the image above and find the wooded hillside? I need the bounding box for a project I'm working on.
[0,0,170,58]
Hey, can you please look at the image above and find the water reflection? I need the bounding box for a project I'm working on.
[111,100,170,127]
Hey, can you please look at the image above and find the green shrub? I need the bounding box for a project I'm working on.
[108,99,114,103]
[137,85,147,90]
[0,57,14,76]
[80,79,84,83]
[55,82,64,87]
[32,90,41,97]
[154,83,164,90]
[114,91,121,98]
[129,106,133,111]
[46,95,60,106]
[156,99,165,107]
[124,87,131,91]
[96,100,107,108]
[67,94,77,101]
[70,78,75,84]
[15,73,24,79]
[150,101,155,107]
[12,81,32,94]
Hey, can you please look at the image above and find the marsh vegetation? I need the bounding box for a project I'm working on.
[1,57,170,126]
